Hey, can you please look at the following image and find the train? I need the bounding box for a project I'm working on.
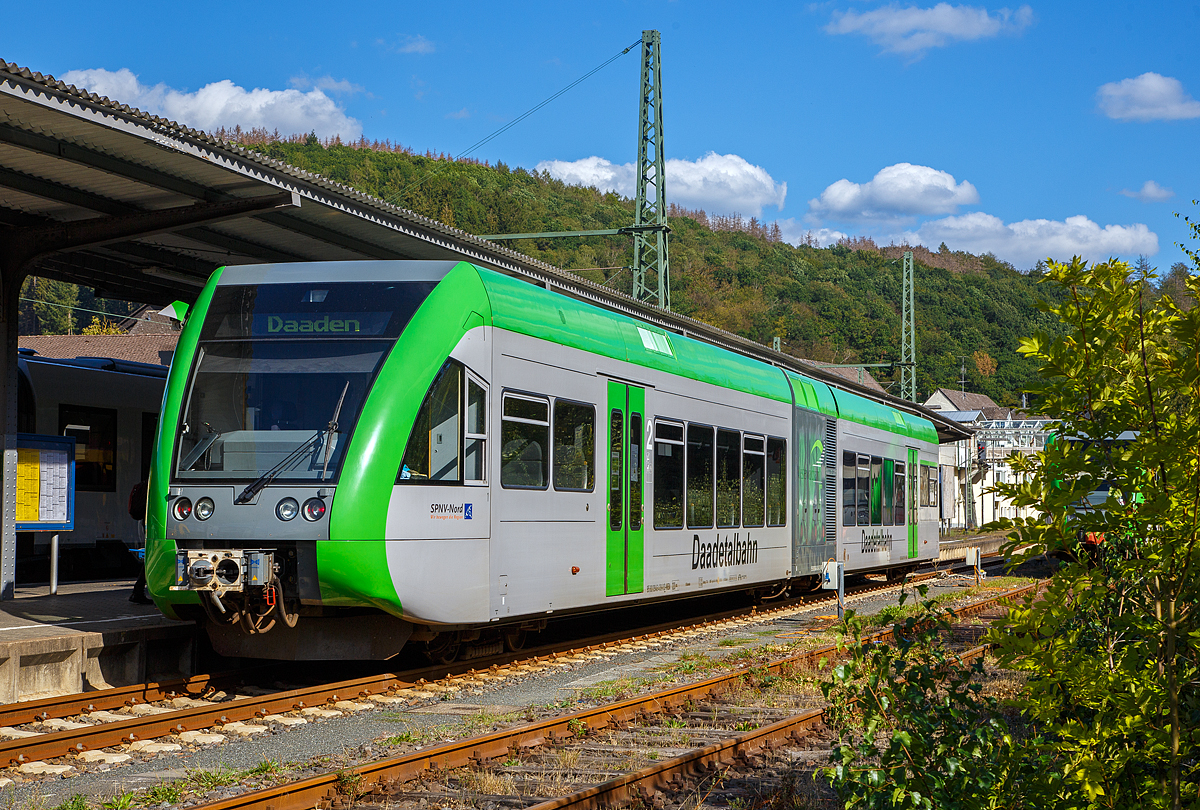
[146,260,947,661]
[16,349,167,581]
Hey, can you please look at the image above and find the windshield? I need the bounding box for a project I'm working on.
[174,281,434,483]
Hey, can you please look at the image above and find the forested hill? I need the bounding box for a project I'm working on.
[238,134,1067,407]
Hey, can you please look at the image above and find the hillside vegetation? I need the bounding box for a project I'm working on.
[248,134,1063,406]
[35,129,1183,408]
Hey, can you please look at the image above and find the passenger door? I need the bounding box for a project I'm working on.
[907,448,919,558]
[605,381,645,596]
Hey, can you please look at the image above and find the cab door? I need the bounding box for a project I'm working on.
[606,381,645,596]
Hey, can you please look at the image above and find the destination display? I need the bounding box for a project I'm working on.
[252,312,391,336]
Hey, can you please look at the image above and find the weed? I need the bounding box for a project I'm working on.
[185,764,241,791]
[141,782,183,805]
[334,769,363,799]
[555,748,581,769]
[52,797,89,810]
[100,793,134,810]
[662,717,688,729]
[567,718,588,738]
[718,638,750,647]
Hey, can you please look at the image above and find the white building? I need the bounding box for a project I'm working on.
[923,389,1053,530]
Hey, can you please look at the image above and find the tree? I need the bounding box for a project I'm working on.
[20,277,78,334]
[992,253,1200,808]
[80,316,124,335]
[972,349,997,377]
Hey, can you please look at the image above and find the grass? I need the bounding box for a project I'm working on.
[718,637,752,647]
[379,707,523,748]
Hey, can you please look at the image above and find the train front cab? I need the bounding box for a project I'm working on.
[147,260,489,659]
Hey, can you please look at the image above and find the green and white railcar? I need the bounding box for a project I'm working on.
[148,261,942,660]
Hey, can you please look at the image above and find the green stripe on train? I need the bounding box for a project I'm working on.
[145,267,225,614]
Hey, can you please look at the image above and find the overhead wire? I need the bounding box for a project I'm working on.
[384,38,642,207]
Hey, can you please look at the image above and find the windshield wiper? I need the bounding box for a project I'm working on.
[180,424,221,471]
[235,431,323,504]
[321,381,350,481]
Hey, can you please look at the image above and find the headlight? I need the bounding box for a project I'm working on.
[173,497,192,521]
[302,498,327,522]
[276,497,299,521]
[194,497,215,520]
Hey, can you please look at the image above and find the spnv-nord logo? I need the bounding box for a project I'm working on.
[430,503,472,520]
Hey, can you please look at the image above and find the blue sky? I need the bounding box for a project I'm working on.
[4,1,1198,270]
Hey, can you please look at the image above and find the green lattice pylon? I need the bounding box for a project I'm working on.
[899,250,917,401]
[631,29,670,310]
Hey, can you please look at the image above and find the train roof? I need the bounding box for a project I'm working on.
[212,260,968,444]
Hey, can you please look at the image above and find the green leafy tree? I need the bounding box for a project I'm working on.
[20,277,78,334]
[821,591,1038,809]
[991,252,1200,808]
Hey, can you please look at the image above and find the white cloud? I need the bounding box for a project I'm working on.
[537,152,787,217]
[1097,72,1200,121]
[907,212,1158,265]
[445,107,470,120]
[808,163,978,224]
[63,67,362,140]
[826,3,1033,57]
[289,75,364,95]
[398,35,435,55]
[776,219,848,247]
[1120,180,1174,202]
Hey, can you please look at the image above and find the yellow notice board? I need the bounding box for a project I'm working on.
[15,434,75,531]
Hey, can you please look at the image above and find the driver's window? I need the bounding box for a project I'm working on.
[399,362,462,483]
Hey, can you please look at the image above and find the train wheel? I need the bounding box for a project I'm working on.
[502,628,527,652]
[424,633,460,665]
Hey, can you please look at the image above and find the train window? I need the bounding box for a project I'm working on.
[501,394,550,489]
[929,466,939,508]
[464,376,487,484]
[842,451,857,526]
[856,455,870,526]
[60,405,118,492]
[870,456,883,525]
[882,458,894,526]
[654,420,685,529]
[399,362,462,483]
[629,413,643,531]
[716,429,741,528]
[553,400,595,491]
[894,461,906,525]
[686,424,715,529]
[766,437,787,526]
[919,465,930,507]
[744,436,766,528]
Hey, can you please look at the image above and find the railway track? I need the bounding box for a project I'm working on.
[0,565,996,779]
[127,581,1037,810]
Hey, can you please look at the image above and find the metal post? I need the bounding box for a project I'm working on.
[836,564,845,620]
[899,250,917,401]
[50,533,59,595]
[0,269,21,600]
[631,30,670,310]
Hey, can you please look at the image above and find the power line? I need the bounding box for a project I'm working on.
[20,297,155,323]
[385,38,642,207]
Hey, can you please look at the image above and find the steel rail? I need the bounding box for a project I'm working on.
[527,642,999,810]
[0,569,946,758]
[183,583,1037,810]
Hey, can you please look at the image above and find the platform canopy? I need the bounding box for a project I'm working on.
[0,61,575,306]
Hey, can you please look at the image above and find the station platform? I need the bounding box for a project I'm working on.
[938,530,1014,563]
[0,580,197,704]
